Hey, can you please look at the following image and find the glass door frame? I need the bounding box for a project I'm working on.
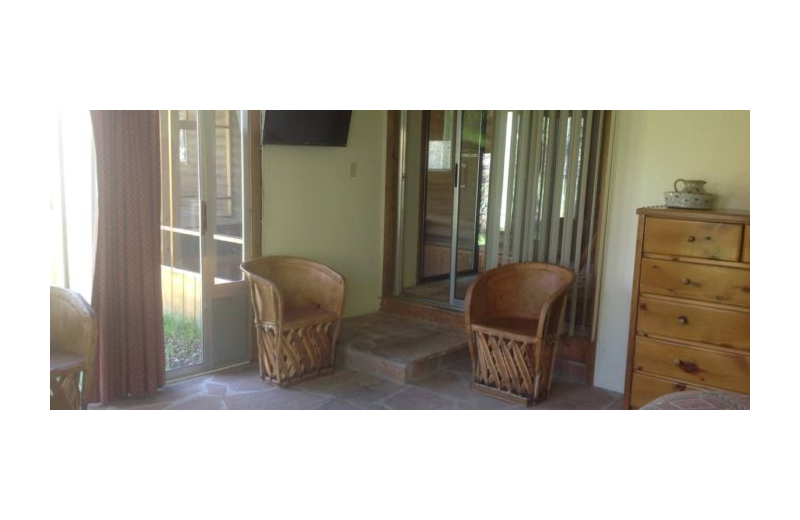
[453,110,489,303]
[447,111,464,308]
[163,110,252,382]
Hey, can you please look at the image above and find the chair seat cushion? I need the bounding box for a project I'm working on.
[282,306,338,330]
[472,316,539,340]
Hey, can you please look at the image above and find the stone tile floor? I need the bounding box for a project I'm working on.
[90,350,623,410]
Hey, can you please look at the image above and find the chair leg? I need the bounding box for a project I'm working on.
[255,330,267,381]
[546,338,559,395]
[257,349,265,380]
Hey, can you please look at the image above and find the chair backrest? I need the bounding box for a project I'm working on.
[50,286,98,399]
[241,256,346,323]
[466,262,575,324]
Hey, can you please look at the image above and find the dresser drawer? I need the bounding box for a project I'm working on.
[742,225,750,263]
[637,296,749,351]
[639,258,750,307]
[629,372,705,409]
[632,337,749,393]
[643,218,742,261]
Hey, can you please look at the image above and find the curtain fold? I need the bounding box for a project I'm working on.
[485,110,606,336]
[90,110,165,404]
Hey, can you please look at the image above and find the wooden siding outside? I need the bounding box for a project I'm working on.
[161,266,202,323]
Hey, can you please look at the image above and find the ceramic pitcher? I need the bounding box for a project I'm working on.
[674,179,707,194]
[665,178,713,209]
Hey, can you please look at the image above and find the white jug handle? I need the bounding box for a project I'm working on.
[674,179,686,192]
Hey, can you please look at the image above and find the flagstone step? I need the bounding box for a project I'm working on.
[335,311,468,384]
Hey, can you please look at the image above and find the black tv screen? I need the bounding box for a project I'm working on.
[261,110,352,147]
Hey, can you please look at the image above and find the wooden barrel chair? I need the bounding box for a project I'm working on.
[50,287,97,409]
[464,262,575,406]
[241,256,346,387]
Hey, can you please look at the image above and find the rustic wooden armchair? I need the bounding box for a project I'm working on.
[464,262,575,406]
[50,287,97,409]
[241,256,346,387]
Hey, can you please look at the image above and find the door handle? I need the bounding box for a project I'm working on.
[201,200,207,235]
[454,162,467,189]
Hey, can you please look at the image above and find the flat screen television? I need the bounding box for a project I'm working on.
[261,110,352,147]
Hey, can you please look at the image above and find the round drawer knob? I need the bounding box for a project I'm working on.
[687,236,696,242]
[677,315,688,325]
[681,278,691,285]
[674,358,699,373]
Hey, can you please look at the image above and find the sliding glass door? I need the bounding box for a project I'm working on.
[160,110,251,379]
[398,110,494,308]
[453,110,492,302]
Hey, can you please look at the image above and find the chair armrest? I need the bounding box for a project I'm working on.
[464,274,490,334]
[245,273,283,326]
[535,282,573,340]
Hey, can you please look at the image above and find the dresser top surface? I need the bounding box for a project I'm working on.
[637,206,749,223]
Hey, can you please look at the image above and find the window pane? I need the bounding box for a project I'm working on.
[176,113,200,230]
[214,111,242,238]
[427,141,452,170]
[52,111,96,299]
[427,110,453,170]
[213,110,243,284]
[214,239,243,283]
[173,232,200,273]
[499,112,514,231]
[161,229,172,267]
[215,127,233,218]
[161,110,203,373]
[51,198,64,286]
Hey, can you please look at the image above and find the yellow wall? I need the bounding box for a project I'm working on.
[593,110,750,392]
[261,110,387,317]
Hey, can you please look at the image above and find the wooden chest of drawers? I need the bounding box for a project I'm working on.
[623,207,750,409]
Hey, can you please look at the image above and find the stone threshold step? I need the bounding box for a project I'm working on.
[335,311,467,384]
[380,296,464,330]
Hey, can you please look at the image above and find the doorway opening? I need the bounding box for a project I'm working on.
[397,110,496,308]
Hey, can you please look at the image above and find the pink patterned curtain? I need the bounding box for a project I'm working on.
[90,110,165,404]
